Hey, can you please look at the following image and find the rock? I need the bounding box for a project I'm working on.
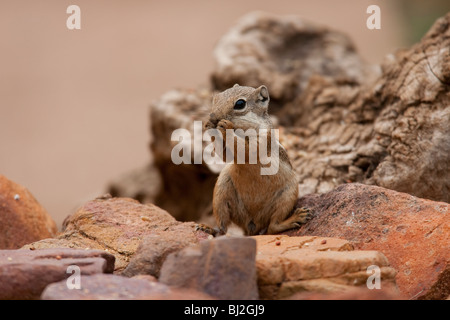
[159,237,258,300]
[122,224,205,278]
[367,13,450,202]
[287,12,450,202]
[41,274,213,300]
[286,183,449,300]
[108,164,162,205]
[149,88,218,222]
[0,174,57,249]
[211,11,376,122]
[290,286,403,300]
[0,248,114,300]
[132,274,158,283]
[253,235,398,299]
[23,197,209,272]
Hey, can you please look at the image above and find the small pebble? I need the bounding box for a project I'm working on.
[55,255,62,260]
[275,241,281,246]
[321,239,327,245]
[14,194,20,200]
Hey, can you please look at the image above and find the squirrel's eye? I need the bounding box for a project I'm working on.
[234,99,246,110]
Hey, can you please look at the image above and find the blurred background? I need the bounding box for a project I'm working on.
[0,0,448,226]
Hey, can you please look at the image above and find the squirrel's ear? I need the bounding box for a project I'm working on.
[233,83,240,88]
[256,85,269,107]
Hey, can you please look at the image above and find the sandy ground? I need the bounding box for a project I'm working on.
[0,0,408,226]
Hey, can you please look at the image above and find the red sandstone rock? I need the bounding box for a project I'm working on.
[285,183,449,300]
[253,235,398,299]
[41,274,212,300]
[0,248,115,300]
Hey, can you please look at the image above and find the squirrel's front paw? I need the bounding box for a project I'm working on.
[204,120,216,130]
[216,120,234,137]
[217,119,234,131]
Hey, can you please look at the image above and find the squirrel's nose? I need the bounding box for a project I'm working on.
[209,113,219,125]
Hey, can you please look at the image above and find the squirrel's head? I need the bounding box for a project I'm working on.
[209,84,272,130]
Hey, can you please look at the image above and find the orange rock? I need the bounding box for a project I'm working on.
[253,235,398,299]
[287,183,449,300]
[0,174,57,249]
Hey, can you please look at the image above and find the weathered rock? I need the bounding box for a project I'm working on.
[285,183,449,300]
[367,14,450,202]
[211,11,377,122]
[0,174,57,249]
[159,237,258,300]
[253,235,397,299]
[23,197,209,272]
[149,88,219,222]
[108,164,162,205]
[286,12,450,201]
[41,274,212,300]
[122,224,206,278]
[132,274,158,283]
[290,286,403,300]
[0,248,114,300]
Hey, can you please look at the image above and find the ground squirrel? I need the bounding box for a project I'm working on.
[202,84,309,236]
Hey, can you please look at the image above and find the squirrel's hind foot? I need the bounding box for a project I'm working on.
[195,223,222,237]
[291,207,312,227]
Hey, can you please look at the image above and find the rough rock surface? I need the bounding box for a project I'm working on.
[290,286,402,300]
[41,274,212,300]
[286,12,450,201]
[211,11,377,121]
[0,248,115,300]
[253,235,398,299]
[285,183,449,300]
[0,174,57,249]
[108,164,162,205]
[22,197,209,272]
[122,225,206,278]
[159,237,258,300]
